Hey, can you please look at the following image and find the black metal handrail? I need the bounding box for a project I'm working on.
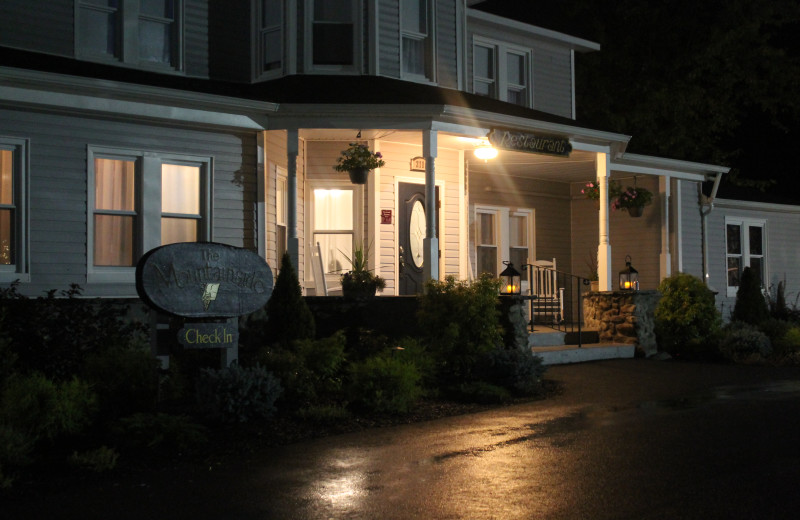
[525,264,593,347]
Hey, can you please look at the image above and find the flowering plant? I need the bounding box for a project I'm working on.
[581,180,621,200]
[333,143,385,172]
[612,186,653,210]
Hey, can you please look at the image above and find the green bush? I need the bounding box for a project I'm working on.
[82,346,161,420]
[732,266,769,325]
[263,252,316,346]
[758,318,792,345]
[479,348,546,396]
[451,381,512,404]
[0,424,32,489]
[295,405,352,425]
[113,413,208,456]
[0,283,148,381]
[196,364,283,423]
[654,273,722,359]
[418,274,503,383]
[68,445,119,473]
[347,355,423,414]
[391,337,437,390]
[719,321,772,362]
[772,326,800,360]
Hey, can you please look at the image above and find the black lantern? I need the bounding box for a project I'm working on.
[618,255,639,291]
[500,261,522,295]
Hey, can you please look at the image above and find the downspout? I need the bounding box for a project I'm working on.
[700,172,723,286]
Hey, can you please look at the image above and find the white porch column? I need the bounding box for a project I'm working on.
[286,129,299,270]
[423,129,439,283]
[659,176,671,281]
[596,152,612,290]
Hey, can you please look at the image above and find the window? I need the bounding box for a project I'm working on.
[402,0,434,81]
[725,218,766,296]
[313,188,354,274]
[275,167,287,265]
[259,0,283,76]
[0,138,28,281]
[77,0,181,69]
[475,206,534,282]
[88,147,210,282]
[310,0,357,69]
[472,38,531,106]
[476,211,497,276]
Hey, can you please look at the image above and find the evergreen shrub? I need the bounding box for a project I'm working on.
[654,273,721,359]
[347,355,423,414]
[82,346,161,420]
[418,274,503,383]
[264,252,315,345]
[718,321,772,362]
[732,266,769,325]
[196,364,283,423]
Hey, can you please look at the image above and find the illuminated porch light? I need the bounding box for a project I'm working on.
[473,144,498,161]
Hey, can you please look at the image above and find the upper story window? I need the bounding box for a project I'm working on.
[259,0,283,76]
[76,0,181,70]
[725,218,766,297]
[401,0,434,81]
[308,0,359,70]
[0,137,28,282]
[472,38,531,107]
[88,147,210,282]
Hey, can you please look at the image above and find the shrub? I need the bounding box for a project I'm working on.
[0,424,32,489]
[452,381,512,404]
[772,326,800,360]
[418,274,503,383]
[68,445,119,473]
[295,405,352,425]
[196,364,283,423]
[654,273,721,359]
[391,337,437,390]
[82,346,161,420]
[718,322,772,362]
[0,282,148,381]
[758,318,791,345]
[347,355,423,414]
[264,252,315,346]
[732,266,769,325]
[113,413,208,456]
[479,348,546,396]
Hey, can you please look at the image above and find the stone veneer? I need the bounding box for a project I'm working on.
[583,291,661,357]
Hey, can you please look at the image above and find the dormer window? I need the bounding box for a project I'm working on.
[402,0,434,81]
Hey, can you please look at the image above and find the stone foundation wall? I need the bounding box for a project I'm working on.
[583,291,661,356]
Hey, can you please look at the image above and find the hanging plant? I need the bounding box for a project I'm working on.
[333,142,385,184]
[612,183,653,217]
[581,180,621,201]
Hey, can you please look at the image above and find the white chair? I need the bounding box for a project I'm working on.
[310,242,342,296]
[531,258,564,324]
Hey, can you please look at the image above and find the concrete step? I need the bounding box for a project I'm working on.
[532,343,636,365]
[528,331,565,347]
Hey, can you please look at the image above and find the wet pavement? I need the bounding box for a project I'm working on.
[7,359,800,519]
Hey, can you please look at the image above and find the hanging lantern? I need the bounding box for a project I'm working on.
[500,261,522,295]
[618,255,639,291]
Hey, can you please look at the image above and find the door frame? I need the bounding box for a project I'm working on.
[394,176,445,295]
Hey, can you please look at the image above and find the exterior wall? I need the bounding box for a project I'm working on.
[677,179,704,279]
[0,0,74,57]
[377,0,401,78]
[0,106,258,297]
[186,0,212,78]
[707,201,800,320]
[569,176,663,290]
[435,0,459,89]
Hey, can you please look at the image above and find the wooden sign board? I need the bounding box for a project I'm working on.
[136,242,273,318]
[178,322,239,349]
[410,156,426,171]
[488,128,572,158]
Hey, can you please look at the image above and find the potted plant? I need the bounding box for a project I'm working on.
[333,142,386,184]
[581,180,621,207]
[612,185,653,217]
[585,253,600,292]
[340,241,386,299]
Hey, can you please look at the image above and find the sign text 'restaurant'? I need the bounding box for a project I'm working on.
[488,129,572,157]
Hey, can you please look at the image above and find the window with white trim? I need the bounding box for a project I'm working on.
[0,137,28,281]
[476,210,498,276]
[275,167,287,266]
[472,38,531,107]
[725,218,766,296]
[475,206,534,282]
[88,147,210,282]
[308,181,363,285]
[509,211,531,282]
[401,0,434,81]
[259,0,283,76]
[308,0,358,70]
[76,0,181,69]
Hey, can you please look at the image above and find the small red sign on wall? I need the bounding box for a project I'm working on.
[381,210,392,224]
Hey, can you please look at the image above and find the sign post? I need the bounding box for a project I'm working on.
[136,242,273,368]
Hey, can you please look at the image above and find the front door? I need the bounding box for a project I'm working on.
[398,182,438,295]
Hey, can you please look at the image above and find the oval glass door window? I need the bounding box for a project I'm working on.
[409,200,425,268]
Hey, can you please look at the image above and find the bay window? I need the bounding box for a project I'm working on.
[259,0,283,76]
[309,0,358,69]
[402,0,434,81]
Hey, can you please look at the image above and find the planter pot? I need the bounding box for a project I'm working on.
[627,205,644,217]
[348,168,370,185]
[342,282,378,300]
[590,281,600,292]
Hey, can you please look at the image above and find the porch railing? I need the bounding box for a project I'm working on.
[525,264,592,342]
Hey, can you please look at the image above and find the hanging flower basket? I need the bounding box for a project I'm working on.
[347,167,369,185]
[333,143,385,185]
[582,180,622,208]
[612,184,653,217]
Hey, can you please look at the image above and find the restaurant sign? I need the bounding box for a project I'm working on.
[487,128,572,158]
[136,242,273,318]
